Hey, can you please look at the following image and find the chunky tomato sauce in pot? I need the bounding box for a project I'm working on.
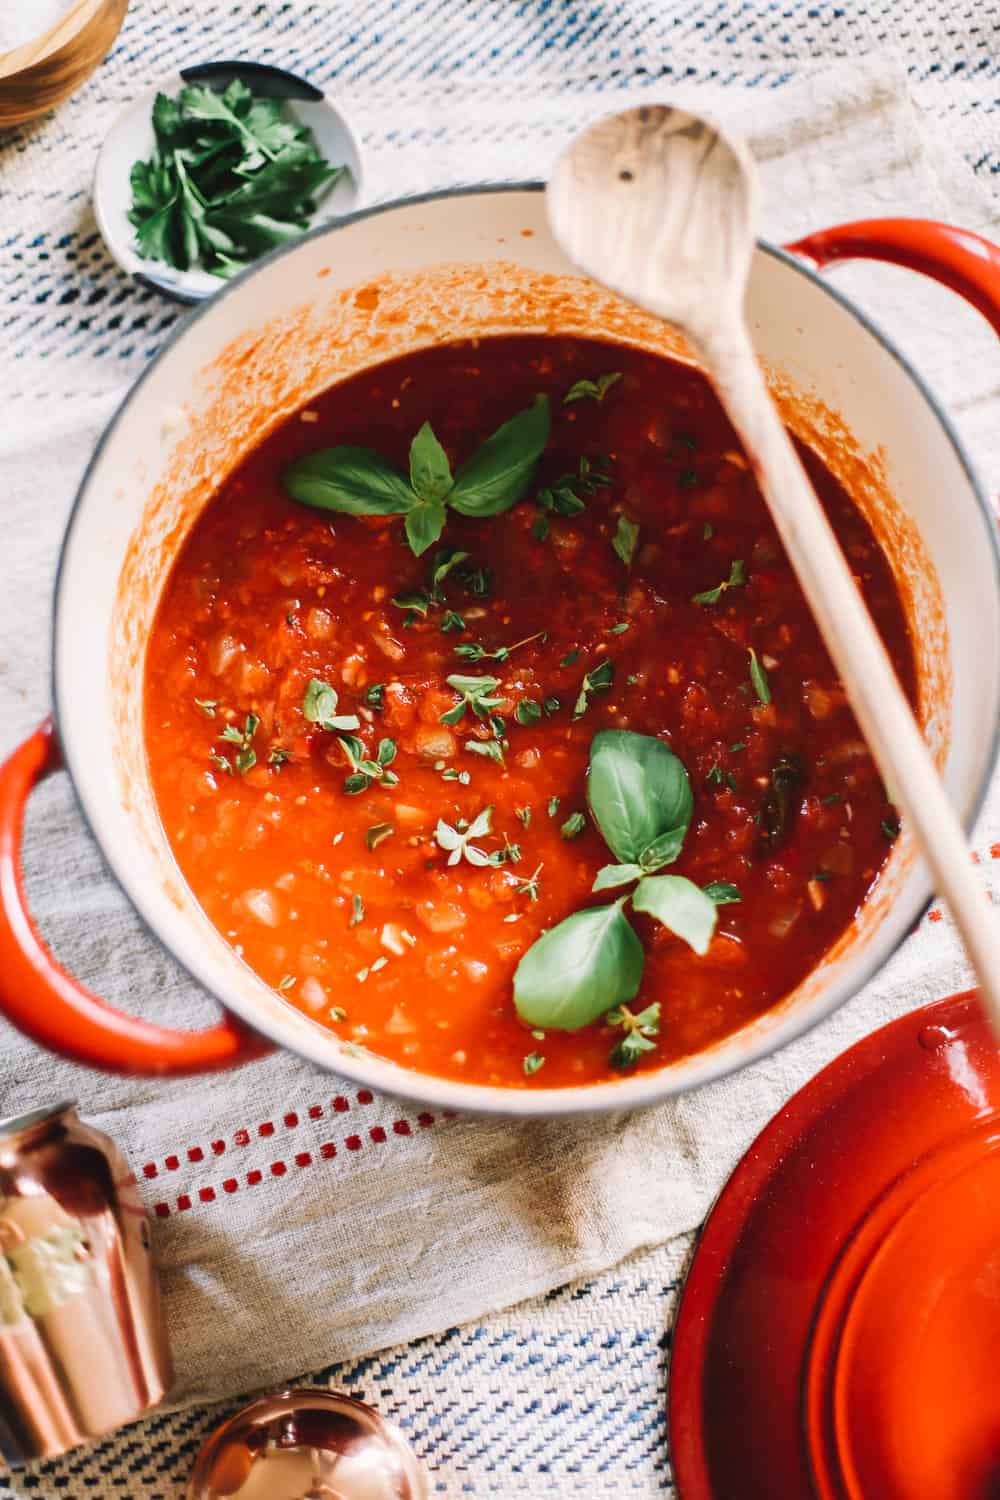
[145,334,913,1090]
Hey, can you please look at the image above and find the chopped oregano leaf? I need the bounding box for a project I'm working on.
[610,622,630,635]
[516,700,543,726]
[268,746,292,768]
[440,674,504,725]
[882,817,901,842]
[607,1001,660,1069]
[703,522,714,540]
[303,679,361,732]
[679,468,699,488]
[612,514,640,569]
[366,822,395,851]
[561,812,587,839]
[703,881,742,905]
[466,738,505,765]
[350,893,364,926]
[543,696,561,715]
[516,806,532,828]
[195,698,218,716]
[547,796,561,817]
[563,371,622,405]
[692,559,746,606]
[365,684,386,710]
[277,974,296,991]
[436,805,493,867]
[516,863,544,901]
[218,713,259,775]
[561,649,580,667]
[572,658,614,719]
[523,1052,546,1075]
[391,589,432,617]
[429,546,470,597]
[748,648,772,705]
[440,611,467,634]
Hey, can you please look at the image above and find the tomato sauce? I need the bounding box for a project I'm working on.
[144,335,914,1089]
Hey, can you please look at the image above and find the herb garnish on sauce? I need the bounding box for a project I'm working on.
[284,396,551,556]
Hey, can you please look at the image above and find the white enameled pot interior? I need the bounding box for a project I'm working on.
[55,188,1000,1114]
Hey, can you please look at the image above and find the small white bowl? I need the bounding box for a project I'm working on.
[93,59,363,303]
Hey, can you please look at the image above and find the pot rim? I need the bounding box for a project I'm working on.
[52,182,1000,1116]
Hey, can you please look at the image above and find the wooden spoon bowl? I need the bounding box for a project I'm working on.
[0,0,127,128]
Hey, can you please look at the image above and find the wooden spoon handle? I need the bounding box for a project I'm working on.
[701,320,1000,1031]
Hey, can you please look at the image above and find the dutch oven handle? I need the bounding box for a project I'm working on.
[784,217,1000,338]
[0,720,274,1075]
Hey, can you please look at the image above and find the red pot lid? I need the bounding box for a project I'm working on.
[669,988,1000,1500]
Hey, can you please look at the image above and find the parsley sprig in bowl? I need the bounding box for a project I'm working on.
[94,61,362,303]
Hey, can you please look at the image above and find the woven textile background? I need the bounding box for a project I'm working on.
[2,2,999,1496]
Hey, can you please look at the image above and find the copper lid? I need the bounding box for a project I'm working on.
[186,1386,428,1499]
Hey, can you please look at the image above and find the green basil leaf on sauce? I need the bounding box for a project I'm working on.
[513,897,644,1031]
[587,730,693,865]
[638,828,688,873]
[405,498,447,557]
[631,875,718,955]
[409,421,453,503]
[703,880,742,905]
[592,862,643,892]
[448,395,551,517]
[612,514,640,569]
[284,446,416,516]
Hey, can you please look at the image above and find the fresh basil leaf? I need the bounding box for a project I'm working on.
[748,647,772,704]
[587,730,693,865]
[704,880,742,905]
[409,422,454,504]
[638,829,687,872]
[284,447,415,516]
[632,875,718,955]
[612,515,640,569]
[592,862,643,892]
[448,395,551,517]
[513,898,644,1031]
[405,499,447,557]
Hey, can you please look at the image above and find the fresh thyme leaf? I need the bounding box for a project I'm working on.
[560,811,587,839]
[703,522,714,540]
[462,565,494,597]
[215,713,259,775]
[440,611,466,634]
[882,817,901,842]
[365,684,386,710]
[338,732,399,794]
[194,698,218,716]
[561,649,581,667]
[610,622,630,635]
[268,746,292,768]
[692,559,746,606]
[350,893,365,926]
[543,696,561,715]
[562,371,622,405]
[547,796,561,817]
[516,806,532,828]
[759,752,805,850]
[748,647,772,704]
[366,822,395,851]
[535,453,612,529]
[612,514,640,569]
[515,700,543,726]
[523,1052,546,1075]
[210,752,233,775]
[277,974,296,991]
[679,468,699,488]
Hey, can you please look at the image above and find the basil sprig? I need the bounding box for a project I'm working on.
[284,395,551,556]
[514,731,736,1040]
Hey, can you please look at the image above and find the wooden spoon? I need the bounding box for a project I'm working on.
[547,104,1000,1035]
